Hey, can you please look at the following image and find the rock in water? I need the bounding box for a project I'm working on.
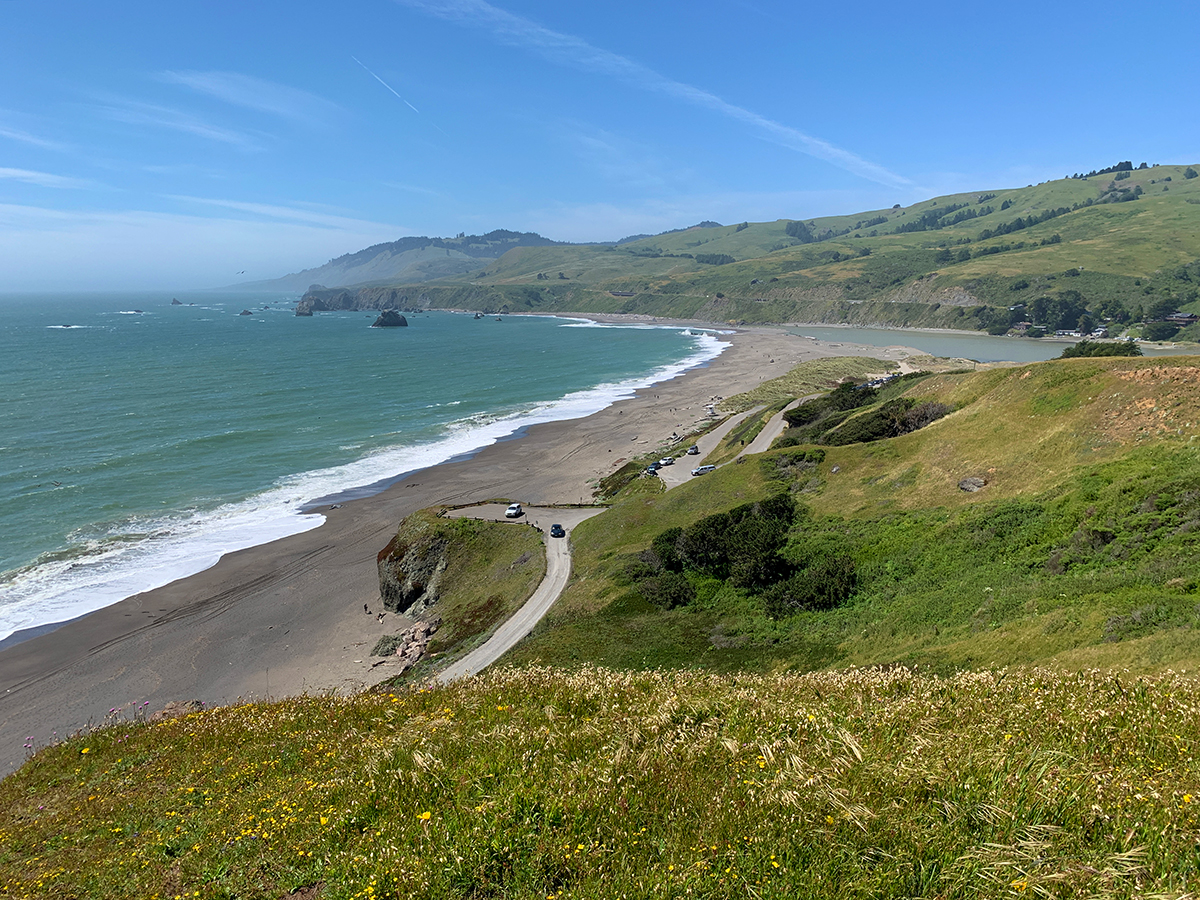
[239,309,253,316]
[371,309,409,327]
[171,298,182,305]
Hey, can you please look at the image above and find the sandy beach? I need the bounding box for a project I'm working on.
[0,320,914,774]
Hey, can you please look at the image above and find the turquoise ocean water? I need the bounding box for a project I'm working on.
[0,293,726,641]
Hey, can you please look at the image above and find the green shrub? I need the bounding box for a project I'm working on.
[636,571,696,608]
[1059,339,1143,358]
[763,554,858,617]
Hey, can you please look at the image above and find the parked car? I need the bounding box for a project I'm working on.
[686,445,700,455]
[691,464,716,476]
[504,503,523,518]
[646,462,661,473]
[549,523,566,538]
[658,457,674,466]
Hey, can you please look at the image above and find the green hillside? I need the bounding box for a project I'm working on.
[503,355,1200,676]
[404,164,1200,335]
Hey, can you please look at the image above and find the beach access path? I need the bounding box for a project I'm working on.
[0,320,917,775]
[435,505,603,682]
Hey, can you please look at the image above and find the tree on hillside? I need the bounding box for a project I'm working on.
[785,220,815,243]
[1059,340,1142,358]
[1185,167,1198,180]
[1142,322,1180,341]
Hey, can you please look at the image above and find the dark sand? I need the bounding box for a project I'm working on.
[0,323,914,774]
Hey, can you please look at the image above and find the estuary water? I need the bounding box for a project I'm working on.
[0,293,724,642]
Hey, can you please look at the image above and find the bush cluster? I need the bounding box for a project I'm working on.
[1059,339,1143,358]
[627,492,860,618]
[776,382,950,448]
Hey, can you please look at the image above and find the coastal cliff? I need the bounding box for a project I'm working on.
[376,523,448,617]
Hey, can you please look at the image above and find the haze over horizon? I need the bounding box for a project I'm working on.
[2,0,1196,291]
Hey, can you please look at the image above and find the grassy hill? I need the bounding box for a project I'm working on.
[6,354,1200,898]
[400,164,1200,335]
[503,355,1200,676]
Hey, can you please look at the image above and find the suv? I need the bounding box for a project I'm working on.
[504,503,523,518]
[658,457,674,466]
[691,464,716,476]
[686,445,700,455]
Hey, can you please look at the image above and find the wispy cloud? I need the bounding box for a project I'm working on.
[383,181,442,197]
[393,0,912,189]
[160,71,342,126]
[0,120,66,151]
[94,97,261,149]
[560,123,682,190]
[0,167,93,189]
[166,194,403,231]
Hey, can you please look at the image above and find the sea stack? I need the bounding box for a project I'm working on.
[371,310,408,327]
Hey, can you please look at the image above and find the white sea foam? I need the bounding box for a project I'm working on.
[0,330,727,643]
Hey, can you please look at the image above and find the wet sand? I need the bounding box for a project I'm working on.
[0,321,913,774]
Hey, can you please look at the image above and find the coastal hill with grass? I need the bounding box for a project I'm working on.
[4,352,1200,898]
[305,162,1200,341]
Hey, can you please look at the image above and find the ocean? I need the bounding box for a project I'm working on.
[0,293,725,642]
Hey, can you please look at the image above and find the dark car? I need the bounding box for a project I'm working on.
[646,462,661,473]
[549,524,566,538]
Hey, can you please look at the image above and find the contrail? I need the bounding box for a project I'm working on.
[352,56,420,113]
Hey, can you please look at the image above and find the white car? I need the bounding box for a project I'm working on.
[691,465,716,476]
[658,457,674,466]
[504,503,523,518]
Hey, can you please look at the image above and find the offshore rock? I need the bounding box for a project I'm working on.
[239,309,253,316]
[295,284,422,316]
[371,309,409,327]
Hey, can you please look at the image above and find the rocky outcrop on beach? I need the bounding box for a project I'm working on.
[377,527,448,616]
[371,310,408,327]
[373,618,441,672]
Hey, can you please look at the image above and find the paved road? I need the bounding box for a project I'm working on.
[739,398,807,457]
[657,406,763,489]
[435,505,604,682]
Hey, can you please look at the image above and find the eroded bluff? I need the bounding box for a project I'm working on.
[376,522,448,616]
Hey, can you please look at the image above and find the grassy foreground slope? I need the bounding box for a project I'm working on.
[507,355,1200,675]
[403,165,1200,333]
[2,667,1198,899]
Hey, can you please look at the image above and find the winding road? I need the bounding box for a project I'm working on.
[434,403,813,680]
[435,505,603,682]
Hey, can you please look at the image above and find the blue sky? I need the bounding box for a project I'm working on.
[1,0,1196,290]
